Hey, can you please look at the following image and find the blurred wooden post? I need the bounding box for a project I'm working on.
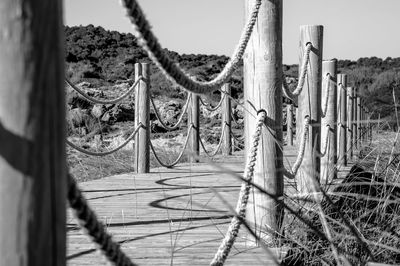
[321,59,337,184]
[188,93,200,162]
[347,87,354,160]
[337,74,347,166]
[222,83,232,155]
[352,88,358,152]
[0,0,66,265]
[287,104,294,146]
[244,0,283,242]
[134,63,150,173]
[296,25,324,193]
[357,96,362,149]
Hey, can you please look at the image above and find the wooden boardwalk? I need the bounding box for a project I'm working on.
[67,146,353,266]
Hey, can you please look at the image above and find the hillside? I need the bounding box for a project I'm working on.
[65,25,400,121]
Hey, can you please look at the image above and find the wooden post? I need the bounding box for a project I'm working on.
[295,25,323,193]
[352,88,358,152]
[188,93,200,162]
[0,1,66,265]
[347,87,354,160]
[244,0,283,242]
[134,63,150,173]
[287,104,294,146]
[321,59,337,185]
[337,74,347,166]
[222,83,232,155]
[357,96,362,149]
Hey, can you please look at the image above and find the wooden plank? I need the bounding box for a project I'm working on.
[0,1,66,265]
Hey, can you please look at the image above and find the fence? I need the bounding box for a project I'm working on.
[0,0,377,265]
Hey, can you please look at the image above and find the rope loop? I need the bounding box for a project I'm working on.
[288,115,311,177]
[150,93,191,131]
[66,123,143,156]
[66,76,143,105]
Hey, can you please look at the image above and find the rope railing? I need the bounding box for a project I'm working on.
[286,116,311,178]
[210,110,266,266]
[150,93,191,131]
[65,76,143,105]
[149,125,193,168]
[282,43,313,99]
[68,174,137,266]
[120,0,261,94]
[199,94,226,112]
[321,73,331,118]
[66,124,142,156]
[199,123,227,157]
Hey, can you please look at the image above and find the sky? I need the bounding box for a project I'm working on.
[64,0,400,64]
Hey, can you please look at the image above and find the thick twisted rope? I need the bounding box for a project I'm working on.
[321,74,331,118]
[210,110,266,266]
[150,94,191,131]
[282,43,313,98]
[120,0,262,94]
[65,77,143,105]
[149,125,193,168]
[200,94,226,112]
[199,124,227,158]
[289,116,311,177]
[68,174,137,266]
[66,124,142,156]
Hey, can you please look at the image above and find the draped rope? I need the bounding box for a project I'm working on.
[199,124,227,157]
[149,125,193,168]
[321,74,331,118]
[66,77,143,105]
[150,93,191,131]
[68,174,137,266]
[200,94,226,112]
[66,124,142,156]
[319,125,331,158]
[287,116,311,178]
[282,43,313,98]
[210,110,266,266]
[120,0,262,94]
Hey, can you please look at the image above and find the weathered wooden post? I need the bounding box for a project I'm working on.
[296,25,324,193]
[244,0,283,242]
[337,74,347,166]
[347,87,354,160]
[321,59,337,184]
[357,96,362,149]
[352,88,358,152]
[287,104,294,146]
[134,63,150,173]
[0,0,66,265]
[188,93,200,162]
[222,83,232,155]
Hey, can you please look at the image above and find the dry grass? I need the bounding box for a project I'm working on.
[280,128,400,265]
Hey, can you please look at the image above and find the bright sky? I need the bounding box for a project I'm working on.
[64,0,400,64]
